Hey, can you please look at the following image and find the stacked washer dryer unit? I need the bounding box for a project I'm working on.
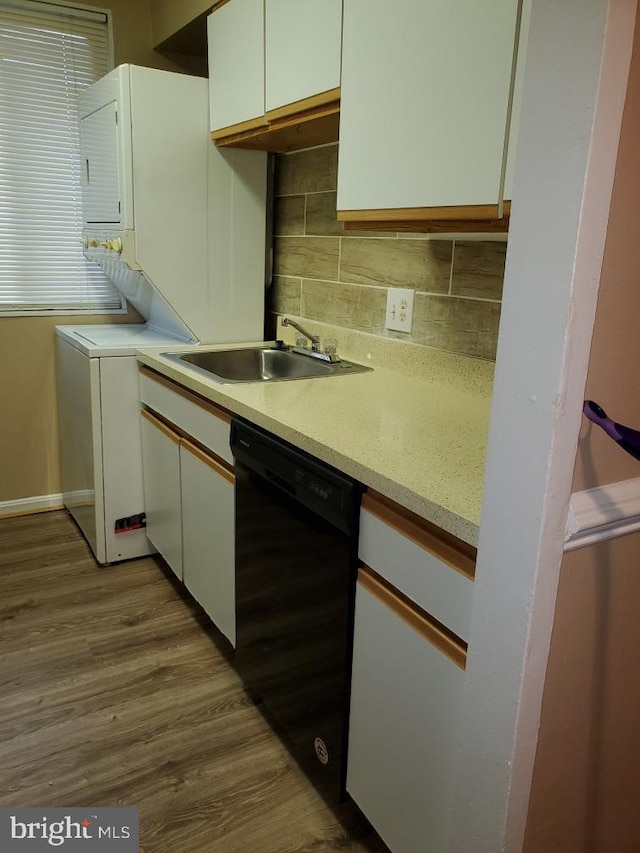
[56,64,268,565]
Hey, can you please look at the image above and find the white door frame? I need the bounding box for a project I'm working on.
[450,1,638,850]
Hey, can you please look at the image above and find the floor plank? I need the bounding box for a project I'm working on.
[0,511,387,852]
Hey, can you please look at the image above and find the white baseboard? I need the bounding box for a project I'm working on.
[0,494,64,519]
[565,477,640,551]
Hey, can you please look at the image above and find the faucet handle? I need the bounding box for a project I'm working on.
[323,338,338,357]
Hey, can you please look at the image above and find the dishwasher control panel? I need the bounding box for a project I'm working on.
[230,418,363,535]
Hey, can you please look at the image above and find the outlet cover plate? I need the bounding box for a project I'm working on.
[385,288,415,333]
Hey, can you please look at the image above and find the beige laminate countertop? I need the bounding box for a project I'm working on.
[136,337,493,547]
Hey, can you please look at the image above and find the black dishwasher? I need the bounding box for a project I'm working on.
[231,418,363,803]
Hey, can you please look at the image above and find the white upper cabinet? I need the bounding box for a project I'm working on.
[208,0,342,149]
[503,0,532,202]
[208,0,265,133]
[337,0,523,222]
[264,0,342,114]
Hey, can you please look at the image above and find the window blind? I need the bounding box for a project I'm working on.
[0,1,122,313]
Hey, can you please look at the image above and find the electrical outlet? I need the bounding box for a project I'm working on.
[385,288,415,333]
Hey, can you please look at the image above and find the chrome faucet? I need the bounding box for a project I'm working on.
[280,316,341,363]
[281,316,321,352]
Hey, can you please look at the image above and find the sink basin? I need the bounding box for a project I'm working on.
[162,346,372,384]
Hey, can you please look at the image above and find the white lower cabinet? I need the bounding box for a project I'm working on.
[139,389,236,647]
[140,409,183,580]
[347,567,466,853]
[180,440,236,647]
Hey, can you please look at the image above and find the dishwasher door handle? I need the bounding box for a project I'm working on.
[265,467,296,496]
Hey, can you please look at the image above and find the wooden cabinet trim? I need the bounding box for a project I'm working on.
[343,217,510,235]
[211,114,269,141]
[181,437,235,485]
[338,201,510,223]
[213,98,340,152]
[362,490,476,581]
[141,408,180,445]
[210,0,231,11]
[139,365,232,425]
[265,87,340,122]
[264,96,339,132]
[359,565,467,670]
[339,202,511,233]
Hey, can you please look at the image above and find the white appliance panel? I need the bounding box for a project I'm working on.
[78,64,268,344]
[56,337,105,563]
[128,67,209,333]
[55,323,190,357]
[81,245,197,342]
[56,323,186,565]
[79,65,133,230]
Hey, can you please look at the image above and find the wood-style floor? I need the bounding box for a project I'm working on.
[0,511,388,852]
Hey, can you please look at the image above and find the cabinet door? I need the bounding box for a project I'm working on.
[180,440,236,647]
[80,102,122,225]
[337,0,521,217]
[503,0,532,202]
[208,0,265,134]
[265,0,342,114]
[140,410,183,579]
[347,569,465,853]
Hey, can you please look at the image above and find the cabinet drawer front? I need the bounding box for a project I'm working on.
[359,493,474,642]
[347,579,464,853]
[139,368,232,465]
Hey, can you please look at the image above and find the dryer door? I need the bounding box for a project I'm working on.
[80,100,122,226]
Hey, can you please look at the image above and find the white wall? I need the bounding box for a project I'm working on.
[449,1,638,850]
[524,14,640,846]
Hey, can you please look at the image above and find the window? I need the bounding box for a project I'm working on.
[0,0,122,314]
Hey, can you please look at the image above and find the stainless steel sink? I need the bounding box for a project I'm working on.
[162,345,372,384]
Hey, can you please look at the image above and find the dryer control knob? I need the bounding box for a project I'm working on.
[111,237,123,254]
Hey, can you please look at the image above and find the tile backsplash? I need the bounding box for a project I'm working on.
[269,144,506,361]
